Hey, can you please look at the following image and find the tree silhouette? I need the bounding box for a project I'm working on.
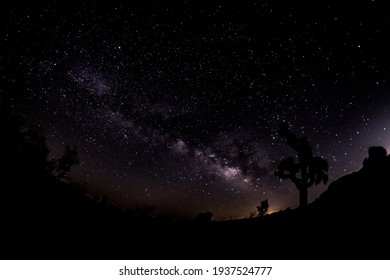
[274,123,328,207]
[256,199,269,216]
[50,145,79,179]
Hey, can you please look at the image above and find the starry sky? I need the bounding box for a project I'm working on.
[2,1,390,219]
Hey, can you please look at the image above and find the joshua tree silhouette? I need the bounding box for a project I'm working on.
[274,123,328,207]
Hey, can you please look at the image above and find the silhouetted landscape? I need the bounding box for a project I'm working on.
[2,1,390,261]
[1,108,390,260]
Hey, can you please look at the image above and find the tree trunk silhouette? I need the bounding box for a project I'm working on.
[299,185,308,207]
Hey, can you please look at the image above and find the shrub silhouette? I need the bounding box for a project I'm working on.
[195,211,213,223]
[126,203,156,220]
[274,123,329,207]
[256,199,269,216]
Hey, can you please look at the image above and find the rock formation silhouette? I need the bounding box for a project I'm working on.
[313,146,390,218]
[298,146,390,258]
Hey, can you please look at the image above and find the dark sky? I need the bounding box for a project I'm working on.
[2,1,390,219]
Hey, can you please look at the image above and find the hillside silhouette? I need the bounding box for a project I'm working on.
[1,108,390,259]
[308,146,390,257]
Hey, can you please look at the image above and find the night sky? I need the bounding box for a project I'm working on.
[2,1,390,219]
